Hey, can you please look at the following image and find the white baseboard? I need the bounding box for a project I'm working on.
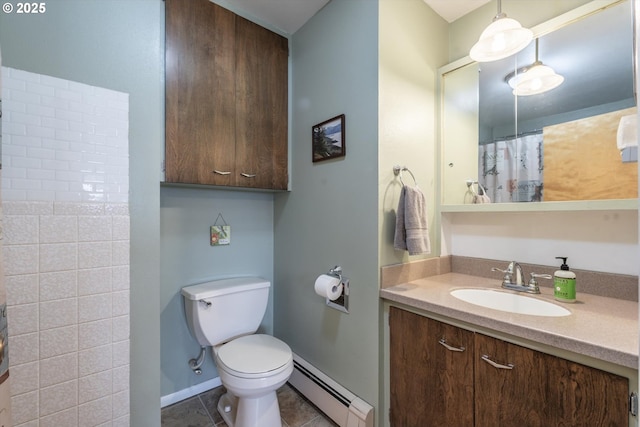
[161,377,222,408]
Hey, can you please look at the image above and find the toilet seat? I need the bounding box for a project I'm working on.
[216,334,292,379]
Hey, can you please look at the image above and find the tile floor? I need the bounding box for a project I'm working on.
[161,383,338,427]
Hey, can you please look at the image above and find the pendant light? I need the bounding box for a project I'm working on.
[469,0,533,62]
[506,38,564,96]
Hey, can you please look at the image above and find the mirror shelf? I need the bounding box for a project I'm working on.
[441,199,638,213]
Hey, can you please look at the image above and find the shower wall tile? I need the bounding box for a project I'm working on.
[39,379,77,417]
[112,340,129,368]
[78,215,112,241]
[2,67,130,427]
[113,389,130,419]
[78,395,112,426]
[7,304,38,335]
[11,390,38,425]
[78,370,112,404]
[39,353,78,388]
[4,245,38,275]
[78,344,112,377]
[39,298,77,330]
[3,200,53,215]
[78,241,111,269]
[113,414,130,427]
[40,215,77,243]
[3,216,38,244]
[78,293,112,323]
[2,67,129,204]
[39,270,77,301]
[39,407,78,427]
[9,362,38,396]
[112,365,129,393]
[79,319,112,350]
[9,333,39,365]
[39,242,77,272]
[112,240,130,266]
[39,326,78,359]
[5,274,39,305]
[112,315,129,342]
[78,267,111,296]
[112,290,129,317]
[112,266,129,291]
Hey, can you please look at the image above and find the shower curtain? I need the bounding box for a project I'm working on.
[479,132,544,203]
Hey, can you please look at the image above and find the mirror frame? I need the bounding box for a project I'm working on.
[437,0,638,213]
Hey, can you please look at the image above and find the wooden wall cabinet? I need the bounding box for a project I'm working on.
[390,307,630,427]
[165,0,288,190]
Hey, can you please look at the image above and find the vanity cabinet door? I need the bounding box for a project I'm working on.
[547,351,629,426]
[389,307,474,427]
[474,333,551,427]
[475,333,629,427]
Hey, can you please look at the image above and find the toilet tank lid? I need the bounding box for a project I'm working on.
[181,277,270,300]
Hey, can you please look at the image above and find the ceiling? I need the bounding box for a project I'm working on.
[220,0,485,35]
[423,0,491,23]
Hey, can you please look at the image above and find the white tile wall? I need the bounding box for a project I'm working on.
[2,67,130,426]
[2,67,128,204]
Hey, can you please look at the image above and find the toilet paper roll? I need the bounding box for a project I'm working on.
[314,274,343,301]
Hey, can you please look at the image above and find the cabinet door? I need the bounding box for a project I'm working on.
[475,333,629,427]
[389,307,474,427]
[235,16,289,190]
[165,0,236,185]
[548,353,629,426]
[475,333,551,427]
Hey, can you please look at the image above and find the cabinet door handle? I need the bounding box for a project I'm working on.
[438,338,465,352]
[212,170,231,175]
[481,354,514,370]
[240,173,257,178]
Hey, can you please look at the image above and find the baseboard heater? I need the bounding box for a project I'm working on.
[288,352,374,427]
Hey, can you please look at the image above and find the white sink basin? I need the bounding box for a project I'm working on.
[450,288,571,317]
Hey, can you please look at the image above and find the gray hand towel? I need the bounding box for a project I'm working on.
[394,185,431,255]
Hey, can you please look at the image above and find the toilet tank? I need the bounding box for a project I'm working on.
[181,277,270,347]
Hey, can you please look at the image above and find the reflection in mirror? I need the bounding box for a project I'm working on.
[441,0,637,206]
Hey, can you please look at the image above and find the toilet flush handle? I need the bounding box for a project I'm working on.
[199,299,212,308]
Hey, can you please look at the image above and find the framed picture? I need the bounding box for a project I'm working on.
[312,114,345,162]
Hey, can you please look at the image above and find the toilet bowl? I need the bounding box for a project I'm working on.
[181,277,293,427]
[214,334,293,427]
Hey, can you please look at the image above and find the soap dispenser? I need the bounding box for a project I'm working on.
[554,257,576,303]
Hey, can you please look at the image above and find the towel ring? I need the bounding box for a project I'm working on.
[393,166,418,187]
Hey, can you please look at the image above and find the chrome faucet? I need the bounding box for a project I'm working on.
[491,261,551,294]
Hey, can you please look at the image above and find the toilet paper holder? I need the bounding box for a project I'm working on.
[326,266,349,313]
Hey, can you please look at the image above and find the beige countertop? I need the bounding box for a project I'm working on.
[380,272,638,370]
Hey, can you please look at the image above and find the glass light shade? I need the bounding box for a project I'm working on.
[508,63,564,96]
[470,16,533,62]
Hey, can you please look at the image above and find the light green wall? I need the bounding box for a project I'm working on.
[274,0,380,414]
[448,0,593,61]
[378,0,449,266]
[0,1,164,425]
[160,187,275,396]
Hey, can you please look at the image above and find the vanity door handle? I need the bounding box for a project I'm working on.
[438,338,465,352]
[240,173,256,178]
[481,354,514,370]
[212,170,231,175]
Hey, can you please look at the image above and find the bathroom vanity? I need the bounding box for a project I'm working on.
[381,273,638,427]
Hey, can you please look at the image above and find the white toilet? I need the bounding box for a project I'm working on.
[181,277,293,427]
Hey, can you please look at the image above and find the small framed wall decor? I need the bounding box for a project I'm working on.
[312,114,345,162]
[210,213,231,246]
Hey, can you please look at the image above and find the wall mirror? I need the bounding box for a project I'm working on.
[440,0,638,211]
